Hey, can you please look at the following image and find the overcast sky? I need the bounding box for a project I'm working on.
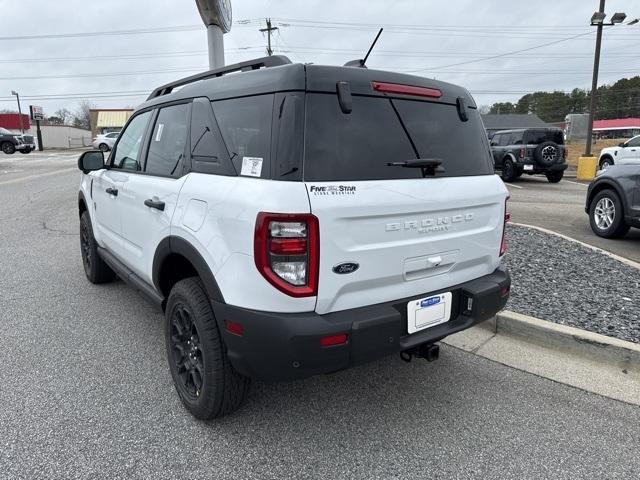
[0,0,638,117]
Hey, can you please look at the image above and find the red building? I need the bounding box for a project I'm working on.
[0,113,31,131]
[593,118,640,138]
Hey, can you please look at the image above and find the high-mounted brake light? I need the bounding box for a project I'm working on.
[500,196,511,257]
[372,81,442,98]
[255,213,319,297]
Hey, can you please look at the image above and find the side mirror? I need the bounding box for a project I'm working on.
[619,142,626,147]
[490,141,497,147]
[78,150,105,173]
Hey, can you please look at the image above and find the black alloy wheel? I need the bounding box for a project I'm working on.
[2,142,16,154]
[501,159,517,182]
[169,304,205,400]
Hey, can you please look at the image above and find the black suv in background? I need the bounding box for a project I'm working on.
[490,128,567,183]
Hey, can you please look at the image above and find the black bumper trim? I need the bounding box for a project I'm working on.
[212,267,510,382]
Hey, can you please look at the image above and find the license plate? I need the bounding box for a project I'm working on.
[523,164,534,171]
[407,292,452,334]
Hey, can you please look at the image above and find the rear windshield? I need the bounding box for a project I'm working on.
[303,93,493,182]
[525,130,564,145]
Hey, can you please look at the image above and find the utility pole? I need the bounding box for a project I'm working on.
[585,0,605,156]
[260,18,278,56]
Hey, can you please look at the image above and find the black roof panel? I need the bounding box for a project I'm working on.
[135,57,477,112]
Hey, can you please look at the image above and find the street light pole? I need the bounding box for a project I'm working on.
[195,0,232,70]
[11,90,24,134]
[585,0,605,156]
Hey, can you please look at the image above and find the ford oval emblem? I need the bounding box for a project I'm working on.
[332,262,359,275]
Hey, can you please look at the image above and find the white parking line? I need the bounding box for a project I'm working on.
[564,180,588,187]
[504,183,523,189]
[0,167,76,186]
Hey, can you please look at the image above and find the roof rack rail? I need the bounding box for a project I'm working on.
[147,55,292,100]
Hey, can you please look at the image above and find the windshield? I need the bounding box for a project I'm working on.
[303,93,493,181]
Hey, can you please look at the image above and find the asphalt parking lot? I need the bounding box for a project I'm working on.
[2,153,640,479]
[505,174,640,263]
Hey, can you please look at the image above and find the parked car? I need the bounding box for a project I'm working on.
[91,132,119,152]
[77,55,511,419]
[490,128,567,183]
[0,127,36,154]
[598,134,640,170]
[586,165,640,238]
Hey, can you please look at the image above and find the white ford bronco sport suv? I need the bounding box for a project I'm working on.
[77,56,511,419]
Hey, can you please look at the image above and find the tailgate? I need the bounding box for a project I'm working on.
[307,175,507,314]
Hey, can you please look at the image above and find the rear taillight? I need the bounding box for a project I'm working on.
[254,212,319,297]
[499,196,511,257]
[519,147,525,159]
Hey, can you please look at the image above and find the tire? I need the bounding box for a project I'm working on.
[165,277,250,420]
[501,159,517,182]
[98,143,110,152]
[19,148,32,154]
[1,142,16,154]
[589,189,630,239]
[80,211,116,283]
[533,141,560,167]
[599,156,614,170]
[545,170,564,183]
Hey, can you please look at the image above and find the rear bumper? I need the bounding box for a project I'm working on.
[212,266,510,381]
[516,160,568,172]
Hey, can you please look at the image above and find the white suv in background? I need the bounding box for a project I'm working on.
[77,56,511,419]
[598,134,640,169]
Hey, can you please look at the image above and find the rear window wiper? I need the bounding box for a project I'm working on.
[387,158,445,177]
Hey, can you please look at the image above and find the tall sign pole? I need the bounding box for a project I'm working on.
[30,105,44,151]
[195,0,232,69]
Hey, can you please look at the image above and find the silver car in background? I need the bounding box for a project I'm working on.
[91,131,119,152]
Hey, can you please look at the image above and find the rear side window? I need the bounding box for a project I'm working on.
[190,98,236,176]
[212,94,274,178]
[145,103,189,177]
[526,130,564,145]
[304,94,493,181]
[498,133,512,146]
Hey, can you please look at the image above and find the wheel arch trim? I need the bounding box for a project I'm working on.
[588,179,628,214]
[152,236,225,304]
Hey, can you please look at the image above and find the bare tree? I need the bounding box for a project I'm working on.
[54,108,72,125]
[73,100,96,130]
[478,105,491,115]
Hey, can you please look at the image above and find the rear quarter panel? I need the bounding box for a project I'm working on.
[172,173,315,313]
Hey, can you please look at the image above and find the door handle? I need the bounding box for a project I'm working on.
[144,198,165,211]
[105,187,118,196]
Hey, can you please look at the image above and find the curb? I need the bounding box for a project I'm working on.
[481,310,640,371]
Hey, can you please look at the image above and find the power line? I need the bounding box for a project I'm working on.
[405,31,595,73]
[0,20,262,41]
[0,48,263,64]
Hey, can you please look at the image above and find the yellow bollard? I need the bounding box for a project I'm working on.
[576,156,597,181]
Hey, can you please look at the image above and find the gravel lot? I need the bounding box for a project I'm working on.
[505,224,640,343]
